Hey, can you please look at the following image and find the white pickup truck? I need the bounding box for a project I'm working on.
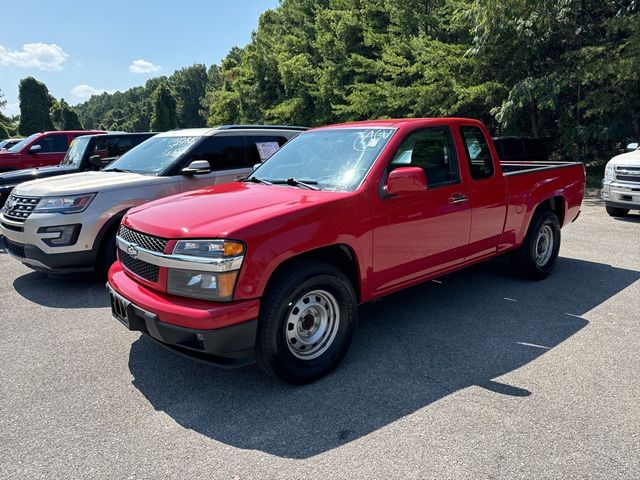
[602,143,640,216]
[0,126,305,275]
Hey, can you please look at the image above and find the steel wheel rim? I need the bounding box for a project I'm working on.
[535,224,554,267]
[285,289,340,360]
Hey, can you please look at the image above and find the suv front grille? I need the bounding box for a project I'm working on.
[118,225,168,253]
[1,195,40,223]
[615,165,640,183]
[4,238,26,258]
[119,249,160,283]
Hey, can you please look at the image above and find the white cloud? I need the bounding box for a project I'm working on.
[3,102,19,116]
[70,84,116,100]
[0,43,69,71]
[129,59,161,74]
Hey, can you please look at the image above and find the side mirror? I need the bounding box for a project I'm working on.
[626,142,639,152]
[88,154,108,169]
[181,160,211,175]
[385,167,427,196]
[28,144,42,154]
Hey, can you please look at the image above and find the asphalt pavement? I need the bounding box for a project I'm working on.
[0,198,638,479]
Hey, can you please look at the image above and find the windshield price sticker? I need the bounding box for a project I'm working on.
[256,142,281,161]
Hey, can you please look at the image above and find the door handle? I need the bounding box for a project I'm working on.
[448,193,468,205]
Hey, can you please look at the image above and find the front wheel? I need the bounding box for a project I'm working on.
[606,206,629,217]
[256,261,357,384]
[512,210,561,280]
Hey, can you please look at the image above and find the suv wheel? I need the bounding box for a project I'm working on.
[256,261,357,384]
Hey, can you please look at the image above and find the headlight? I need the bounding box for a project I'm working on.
[34,193,96,214]
[167,239,245,301]
[604,163,615,181]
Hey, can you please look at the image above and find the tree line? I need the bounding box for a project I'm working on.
[2,0,638,174]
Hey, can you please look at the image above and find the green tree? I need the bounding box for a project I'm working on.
[170,64,208,127]
[50,98,83,130]
[150,82,177,131]
[18,77,54,135]
[0,123,8,140]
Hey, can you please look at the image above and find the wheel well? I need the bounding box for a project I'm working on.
[535,195,565,226]
[266,245,361,302]
[93,210,128,252]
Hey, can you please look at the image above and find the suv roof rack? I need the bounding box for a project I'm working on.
[217,125,309,131]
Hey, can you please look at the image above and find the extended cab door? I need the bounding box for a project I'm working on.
[458,125,508,262]
[371,126,472,294]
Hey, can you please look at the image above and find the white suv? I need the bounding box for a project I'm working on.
[0,126,305,274]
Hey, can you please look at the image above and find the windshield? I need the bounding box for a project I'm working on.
[104,136,200,175]
[61,137,91,166]
[249,128,395,191]
[8,133,40,153]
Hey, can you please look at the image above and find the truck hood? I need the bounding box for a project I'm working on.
[125,182,353,239]
[610,150,640,165]
[0,165,77,186]
[13,171,172,196]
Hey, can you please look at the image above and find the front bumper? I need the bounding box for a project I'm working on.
[107,263,259,367]
[601,181,640,210]
[0,234,97,272]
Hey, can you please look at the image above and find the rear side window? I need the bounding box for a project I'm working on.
[389,127,460,188]
[34,134,68,153]
[106,138,134,157]
[460,126,494,180]
[193,136,246,170]
[246,135,290,165]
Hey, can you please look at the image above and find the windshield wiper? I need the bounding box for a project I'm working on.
[244,176,273,186]
[271,178,320,190]
[103,167,134,173]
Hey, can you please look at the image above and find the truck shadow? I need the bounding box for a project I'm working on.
[127,257,638,459]
[12,271,109,308]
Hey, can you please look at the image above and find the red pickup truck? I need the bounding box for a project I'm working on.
[107,118,585,383]
[0,130,105,172]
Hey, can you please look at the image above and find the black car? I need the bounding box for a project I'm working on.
[493,136,550,162]
[0,132,155,207]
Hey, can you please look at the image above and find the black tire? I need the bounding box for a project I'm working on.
[256,261,357,384]
[606,206,629,217]
[512,210,561,280]
[97,225,118,279]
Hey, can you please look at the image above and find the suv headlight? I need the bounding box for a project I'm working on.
[167,239,245,301]
[34,193,96,214]
[604,163,615,181]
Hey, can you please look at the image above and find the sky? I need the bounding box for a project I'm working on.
[0,0,280,116]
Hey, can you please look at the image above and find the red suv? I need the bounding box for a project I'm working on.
[0,130,105,172]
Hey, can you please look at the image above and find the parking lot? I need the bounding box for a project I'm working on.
[0,197,638,479]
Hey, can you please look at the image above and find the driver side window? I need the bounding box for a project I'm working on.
[389,127,460,188]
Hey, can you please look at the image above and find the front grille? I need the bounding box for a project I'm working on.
[1,195,40,223]
[615,165,640,183]
[119,249,159,282]
[118,225,168,253]
[4,238,25,258]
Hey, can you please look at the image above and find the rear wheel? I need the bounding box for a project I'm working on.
[606,206,629,217]
[512,210,561,280]
[256,261,357,384]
